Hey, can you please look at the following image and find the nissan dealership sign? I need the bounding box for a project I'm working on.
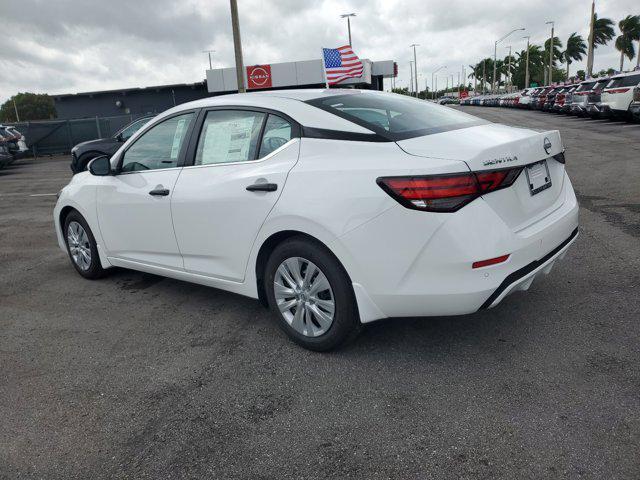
[247,65,272,89]
[206,58,393,93]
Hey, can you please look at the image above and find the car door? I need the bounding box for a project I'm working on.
[96,111,196,269]
[171,108,300,281]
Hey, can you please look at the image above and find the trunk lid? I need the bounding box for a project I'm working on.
[396,123,566,231]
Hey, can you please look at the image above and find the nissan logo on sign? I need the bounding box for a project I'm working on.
[543,137,552,155]
[247,65,272,90]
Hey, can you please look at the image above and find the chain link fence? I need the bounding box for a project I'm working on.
[6,113,155,157]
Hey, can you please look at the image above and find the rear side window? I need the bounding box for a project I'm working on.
[306,93,485,141]
[607,74,640,88]
[195,110,265,166]
[576,82,595,91]
[259,115,293,157]
[121,113,194,172]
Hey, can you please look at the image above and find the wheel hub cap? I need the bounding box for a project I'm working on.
[274,257,335,338]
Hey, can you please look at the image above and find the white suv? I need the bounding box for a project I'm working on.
[598,71,640,120]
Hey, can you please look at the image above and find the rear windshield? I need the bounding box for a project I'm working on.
[576,82,596,91]
[306,93,486,141]
[606,74,640,88]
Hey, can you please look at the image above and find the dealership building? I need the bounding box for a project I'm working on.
[53,58,396,119]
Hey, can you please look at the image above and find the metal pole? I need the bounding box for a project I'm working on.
[409,61,414,95]
[202,50,215,70]
[493,41,497,93]
[341,13,356,46]
[547,21,555,85]
[13,98,20,122]
[229,0,246,93]
[524,36,530,88]
[506,46,512,91]
[586,0,595,77]
[435,77,438,99]
[410,44,419,97]
[482,59,486,94]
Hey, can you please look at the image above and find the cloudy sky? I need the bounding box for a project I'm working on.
[0,0,638,104]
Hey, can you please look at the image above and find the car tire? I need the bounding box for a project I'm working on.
[264,236,361,351]
[63,211,108,279]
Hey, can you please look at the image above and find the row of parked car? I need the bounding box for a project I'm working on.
[461,70,640,122]
[0,125,28,169]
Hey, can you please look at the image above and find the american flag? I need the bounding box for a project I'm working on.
[322,46,364,85]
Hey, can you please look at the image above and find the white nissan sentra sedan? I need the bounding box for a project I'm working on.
[54,89,578,350]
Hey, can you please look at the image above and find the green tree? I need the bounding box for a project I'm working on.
[0,93,56,122]
[513,44,545,88]
[576,69,586,80]
[543,37,563,83]
[564,33,587,80]
[615,15,640,71]
[592,14,616,49]
[391,87,410,96]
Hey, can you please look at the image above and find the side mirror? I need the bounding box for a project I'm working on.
[116,133,124,142]
[88,155,112,176]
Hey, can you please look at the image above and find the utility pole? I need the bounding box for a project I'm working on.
[546,21,555,85]
[410,44,419,97]
[340,13,356,46]
[202,49,215,70]
[457,71,460,97]
[523,36,530,88]
[13,98,20,122]
[431,66,446,100]
[586,0,595,77]
[229,0,246,93]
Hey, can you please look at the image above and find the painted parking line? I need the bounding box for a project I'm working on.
[29,193,58,197]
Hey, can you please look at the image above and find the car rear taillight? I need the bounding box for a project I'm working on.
[553,151,566,164]
[377,167,523,212]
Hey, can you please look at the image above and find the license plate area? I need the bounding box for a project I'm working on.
[525,160,552,195]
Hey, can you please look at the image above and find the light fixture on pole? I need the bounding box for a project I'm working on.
[202,49,216,70]
[493,27,525,93]
[546,21,555,85]
[340,13,356,46]
[523,36,530,88]
[410,44,420,97]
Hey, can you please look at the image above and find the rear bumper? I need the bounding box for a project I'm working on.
[479,227,578,309]
[337,172,580,322]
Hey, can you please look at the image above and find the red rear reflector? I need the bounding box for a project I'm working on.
[472,254,510,269]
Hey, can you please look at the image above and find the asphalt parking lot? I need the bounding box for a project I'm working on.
[1,107,639,479]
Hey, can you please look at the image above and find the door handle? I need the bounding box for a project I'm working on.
[149,187,170,196]
[246,183,278,192]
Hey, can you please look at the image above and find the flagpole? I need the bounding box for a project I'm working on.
[321,49,329,89]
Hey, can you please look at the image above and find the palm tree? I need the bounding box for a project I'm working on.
[592,14,616,48]
[615,15,640,71]
[515,44,545,87]
[468,63,482,93]
[564,33,587,80]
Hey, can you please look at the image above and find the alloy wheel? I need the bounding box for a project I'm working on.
[67,221,91,271]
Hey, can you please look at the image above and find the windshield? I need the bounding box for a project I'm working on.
[114,117,152,141]
[306,93,486,140]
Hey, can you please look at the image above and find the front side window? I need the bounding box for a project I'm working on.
[120,113,194,172]
[195,110,265,166]
[307,92,486,140]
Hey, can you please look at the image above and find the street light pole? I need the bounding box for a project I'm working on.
[229,0,246,93]
[492,27,525,93]
[587,0,595,77]
[505,45,512,92]
[410,44,419,97]
[13,98,20,122]
[523,36,530,88]
[546,21,555,85]
[409,61,414,96]
[202,49,215,70]
[340,13,356,46]
[431,66,446,100]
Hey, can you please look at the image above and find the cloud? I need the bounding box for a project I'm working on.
[0,0,638,104]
